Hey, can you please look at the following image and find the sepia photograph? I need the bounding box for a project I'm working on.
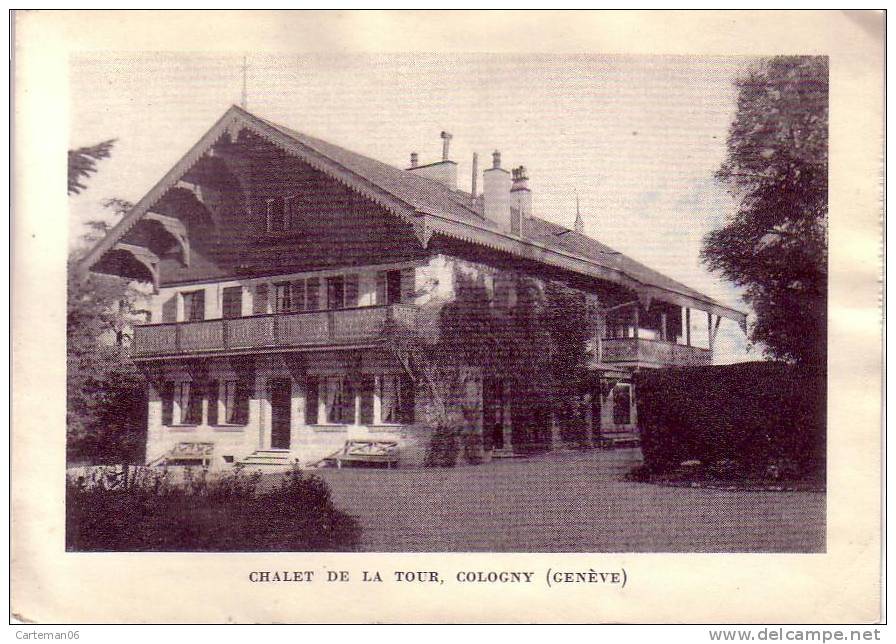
[65,50,826,554]
[11,9,882,625]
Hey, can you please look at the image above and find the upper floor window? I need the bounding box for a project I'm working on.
[327,276,345,310]
[612,384,633,426]
[182,290,205,321]
[377,269,403,305]
[326,274,359,310]
[494,274,517,309]
[266,195,296,233]
[274,282,293,313]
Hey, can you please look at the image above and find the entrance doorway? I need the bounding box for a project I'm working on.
[269,378,292,449]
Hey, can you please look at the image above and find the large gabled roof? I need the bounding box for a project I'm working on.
[80,105,746,325]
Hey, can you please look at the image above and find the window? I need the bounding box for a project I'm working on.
[494,274,517,309]
[222,380,238,424]
[291,279,306,312]
[266,196,288,233]
[182,290,205,321]
[321,375,355,424]
[176,381,202,425]
[376,374,414,424]
[306,277,320,311]
[304,374,354,425]
[326,276,345,310]
[274,282,292,313]
[612,384,632,426]
[254,283,270,315]
[222,286,243,319]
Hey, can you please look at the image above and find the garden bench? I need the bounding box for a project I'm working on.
[150,442,215,468]
[334,440,399,469]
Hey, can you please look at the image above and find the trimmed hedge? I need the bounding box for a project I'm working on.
[635,362,825,480]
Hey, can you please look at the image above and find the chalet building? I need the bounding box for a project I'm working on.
[80,105,746,468]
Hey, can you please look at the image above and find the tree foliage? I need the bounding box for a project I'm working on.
[67,139,116,195]
[68,203,147,464]
[703,56,828,365]
[67,257,147,463]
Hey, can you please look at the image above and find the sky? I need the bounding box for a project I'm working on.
[69,52,758,362]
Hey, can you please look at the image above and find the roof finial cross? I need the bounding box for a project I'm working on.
[574,190,585,234]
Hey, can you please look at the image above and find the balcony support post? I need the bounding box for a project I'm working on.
[685,307,691,346]
[633,305,639,340]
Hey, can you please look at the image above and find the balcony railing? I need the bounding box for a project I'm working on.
[601,337,711,367]
[132,304,418,357]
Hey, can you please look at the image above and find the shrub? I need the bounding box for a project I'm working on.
[424,424,460,467]
[66,466,361,551]
[461,427,484,464]
[636,362,825,481]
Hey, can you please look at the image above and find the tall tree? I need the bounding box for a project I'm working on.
[68,198,147,464]
[68,139,116,195]
[703,56,828,365]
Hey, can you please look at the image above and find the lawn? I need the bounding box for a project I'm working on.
[305,448,825,552]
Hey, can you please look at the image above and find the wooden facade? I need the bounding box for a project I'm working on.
[81,106,745,468]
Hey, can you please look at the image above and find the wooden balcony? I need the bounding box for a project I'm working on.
[600,337,711,368]
[132,304,418,358]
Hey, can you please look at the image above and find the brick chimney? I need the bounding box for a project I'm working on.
[483,151,512,231]
[406,132,457,189]
[510,166,531,235]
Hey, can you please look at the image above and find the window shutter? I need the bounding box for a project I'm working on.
[340,377,356,424]
[358,375,374,425]
[305,375,319,424]
[254,284,269,314]
[161,295,177,323]
[399,375,415,424]
[375,271,387,305]
[207,380,219,426]
[235,374,252,425]
[187,380,204,424]
[306,278,320,311]
[194,291,206,320]
[222,287,243,319]
[161,382,174,426]
[400,268,415,304]
[345,274,359,308]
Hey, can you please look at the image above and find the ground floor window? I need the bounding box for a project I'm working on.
[175,381,202,425]
[160,377,248,428]
[306,373,413,425]
[612,383,633,426]
[321,375,355,424]
[375,374,414,424]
